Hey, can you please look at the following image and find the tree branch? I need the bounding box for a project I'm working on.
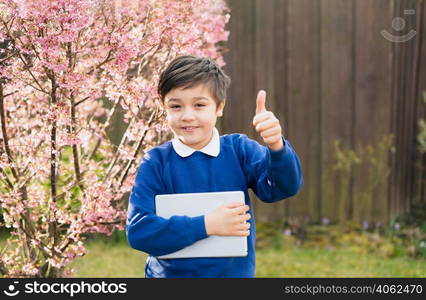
[1,20,48,95]
[70,94,84,192]
[86,49,114,76]
[87,95,122,162]
[75,96,89,107]
[0,50,18,65]
[0,167,13,190]
[3,90,18,98]
[0,83,20,180]
[118,106,159,189]
[47,72,59,249]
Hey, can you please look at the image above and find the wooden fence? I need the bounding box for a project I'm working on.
[221,0,426,224]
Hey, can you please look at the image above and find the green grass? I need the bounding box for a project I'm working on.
[70,238,426,277]
[1,233,425,277]
[70,239,146,277]
[255,247,426,277]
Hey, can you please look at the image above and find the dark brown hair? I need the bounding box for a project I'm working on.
[157,55,231,105]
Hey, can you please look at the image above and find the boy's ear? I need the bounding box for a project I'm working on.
[216,100,226,117]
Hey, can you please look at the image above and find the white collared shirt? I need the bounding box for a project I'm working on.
[171,127,220,157]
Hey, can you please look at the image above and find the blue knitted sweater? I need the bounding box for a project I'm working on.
[126,133,303,278]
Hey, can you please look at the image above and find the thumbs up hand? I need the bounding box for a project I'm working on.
[253,90,284,151]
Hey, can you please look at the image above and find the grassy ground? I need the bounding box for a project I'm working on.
[1,232,425,277]
[70,238,146,277]
[255,247,426,277]
[69,237,426,277]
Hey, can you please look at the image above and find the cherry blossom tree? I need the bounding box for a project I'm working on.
[0,0,229,277]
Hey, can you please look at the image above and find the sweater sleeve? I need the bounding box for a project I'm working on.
[126,154,208,257]
[238,135,303,203]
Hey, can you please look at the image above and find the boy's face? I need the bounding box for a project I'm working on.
[164,83,225,150]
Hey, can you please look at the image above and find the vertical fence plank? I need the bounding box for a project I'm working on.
[399,0,419,216]
[388,0,422,221]
[352,0,393,224]
[222,0,255,135]
[413,0,426,207]
[273,0,292,221]
[320,0,355,223]
[286,0,321,220]
[389,0,403,222]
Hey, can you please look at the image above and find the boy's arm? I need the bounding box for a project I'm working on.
[238,135,303,203]
[126,157,207,257]
[239,90,303,202]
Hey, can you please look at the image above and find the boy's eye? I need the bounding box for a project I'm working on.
[195,103,206,107]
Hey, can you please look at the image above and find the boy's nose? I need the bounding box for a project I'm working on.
[181,108,196,121]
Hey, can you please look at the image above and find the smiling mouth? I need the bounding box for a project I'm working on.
[181,126,199,130]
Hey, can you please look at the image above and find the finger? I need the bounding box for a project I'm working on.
[236,222,250,230]
[232,204,249,215]
[263,135,282,145]
[225,202,244,209]
[237,214,251,224]
[260,127,281,139]
[255,90,266,115]
[235,230,250,237]
[255,118,279,132]
[253,111,273,126]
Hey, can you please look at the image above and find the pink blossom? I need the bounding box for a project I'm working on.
[0,0,229,278]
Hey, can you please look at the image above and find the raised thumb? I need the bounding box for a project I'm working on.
[255,90,266,114]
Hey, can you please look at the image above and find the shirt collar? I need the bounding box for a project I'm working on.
[172,127,220,158]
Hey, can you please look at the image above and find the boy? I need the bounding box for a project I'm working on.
[126,55,303,278]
